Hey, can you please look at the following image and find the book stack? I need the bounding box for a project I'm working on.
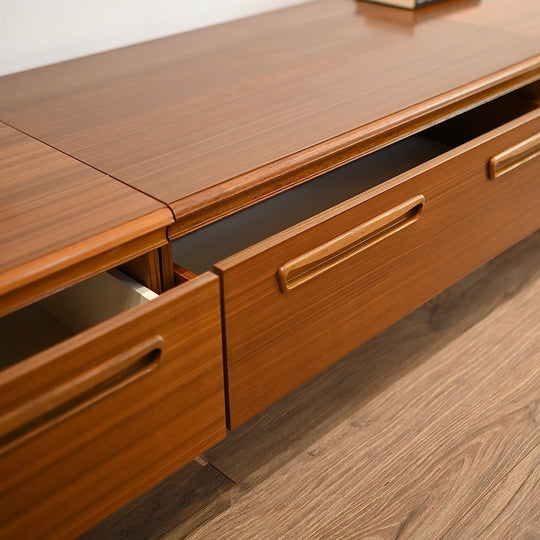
[358,0,449,9]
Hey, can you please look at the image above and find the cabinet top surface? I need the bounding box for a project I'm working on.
[1,0,539,233]
[0,124,172,298]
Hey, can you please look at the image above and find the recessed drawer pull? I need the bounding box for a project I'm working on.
[277,195,425,293]
[0,336,163,447]
[489,132,540,179]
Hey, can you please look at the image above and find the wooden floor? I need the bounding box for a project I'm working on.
[84,231,540,540]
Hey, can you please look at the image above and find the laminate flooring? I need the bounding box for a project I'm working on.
[85,231,540,540]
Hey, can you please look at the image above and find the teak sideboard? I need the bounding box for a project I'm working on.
[1,0,539,537]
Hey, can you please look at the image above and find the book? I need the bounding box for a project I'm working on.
[358,0,450,9]
[356,0,480,24]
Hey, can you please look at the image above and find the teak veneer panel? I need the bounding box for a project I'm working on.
[217,109,540,427]
[0,272,225,540]
[0,0,539,234]
[0,124,173,316]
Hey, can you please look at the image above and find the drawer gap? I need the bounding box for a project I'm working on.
[424,91,539,147]
[171,86,539,274]
[172,136,448,273]
[0,269,157,370]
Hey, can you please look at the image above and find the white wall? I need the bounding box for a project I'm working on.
[0,0,311,76]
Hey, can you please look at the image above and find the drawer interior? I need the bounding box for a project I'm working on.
[172,86,539,272]
[0,270,157,369]
[172,135,449,273]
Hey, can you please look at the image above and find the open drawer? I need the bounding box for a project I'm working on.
[0,270,225,539]
[173,91,540,428]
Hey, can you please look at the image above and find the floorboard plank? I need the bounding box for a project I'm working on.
[445,443,540,540]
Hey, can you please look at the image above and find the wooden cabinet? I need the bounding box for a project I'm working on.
[0,0,539,536]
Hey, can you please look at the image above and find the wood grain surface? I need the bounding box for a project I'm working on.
[120,249,164,293]
[217,108,540,427]
[0,124,173,315]
[88,231,539,540]
[0,273,225,540]
[184,238,540,540]
[442,0,540,38]
[0,0,538,234]
[446,444,540,539]
[1,2,539,536]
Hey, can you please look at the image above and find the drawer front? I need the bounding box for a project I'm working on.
[216,109,540,428]
[0,272,225,539]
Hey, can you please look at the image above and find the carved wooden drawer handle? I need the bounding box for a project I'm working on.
[489,132,540,179]
[0,336,163,448]
[277,195,425,293]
